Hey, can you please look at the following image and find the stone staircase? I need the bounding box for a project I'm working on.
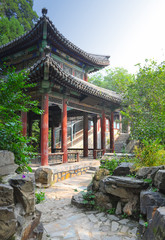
[114,133,130,153]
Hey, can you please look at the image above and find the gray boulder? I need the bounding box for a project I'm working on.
[9,176,35,215]
[0,184,14,207]
[99,176,149,216]
[113,162,134,176]
[154,170,165,193]
[143,207,165,240]
[0,150,18,176]
[136,166,164,180]
[140,191,165,220]
[35,166,53,188]
[0,206,17,240]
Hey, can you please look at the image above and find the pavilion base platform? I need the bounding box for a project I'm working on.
[33,159,100,188]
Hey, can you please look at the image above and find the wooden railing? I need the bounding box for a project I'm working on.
[48,153,64,165]
[68,152,79,163]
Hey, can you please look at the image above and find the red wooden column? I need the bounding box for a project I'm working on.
[51,127,55,153]
[41,93,49,166]
[83,113,88,157]
[21,112,27,137]
[110,112,115,153]
[28,112,32,137]
[84,73,88,82]
[93,116,98,159]
[62,97,68,163]
[101,110,106,155]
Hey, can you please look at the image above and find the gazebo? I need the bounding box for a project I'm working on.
[0,9,121,166]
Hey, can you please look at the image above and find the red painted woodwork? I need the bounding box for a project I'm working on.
[28,112,32,137]
[41,94,49,166]
[51,127,56,153]
[101,111,106,155]
[84,73,88,82]
[21,112,27,137]
[110,112,114,153]
[62,98,68,163]
[83,113,88,157]
[93,116,98,159]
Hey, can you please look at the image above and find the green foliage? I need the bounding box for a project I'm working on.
[107,208,116,215]
[143,178,152,184]
[122,60,165,143]
[35,191,45,204]
[0,0,38,31]
[133,139,165,168]
[81,190,95,206]
[122,212,128,219]
[0,67,42,172]
[100,157,129,175]
[0,0,38,46]
[0,16,24,45]
[151,187,158,192]
[89,67,134,93]
[144,221,148,228]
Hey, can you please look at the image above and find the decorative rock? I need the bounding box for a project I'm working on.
[95,191,112,210]
[0,184,14,206]
[113,162,134,176]
[35,166,53,188]
[99,176,149,216]
[154,170,165,193]
[71,192,93,210]
[94,169,110,181]
[136,166,164,180]
[0,150,18,176]
[140,190,165,219]
[115,201,122,215]
[0,206,17,240]
[143,207,165,239]
[9,176,35,215]
[16,210,42,240]
[102,176,149,189]
[123,199,138,216]
[33,223,44,240]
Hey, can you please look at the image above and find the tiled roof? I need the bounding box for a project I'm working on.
[29,56,121,105]
[0,15,110,68]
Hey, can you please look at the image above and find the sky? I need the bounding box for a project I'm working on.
[33,0,165,73]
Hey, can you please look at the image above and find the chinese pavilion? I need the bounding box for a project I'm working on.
[0,9,121,166]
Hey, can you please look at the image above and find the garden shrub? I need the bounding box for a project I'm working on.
[133,139,165,169]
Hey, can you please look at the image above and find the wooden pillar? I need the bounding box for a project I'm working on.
[110,112,114,153]
[41,93,49,166]
[28,112,32,137]
[62,97,68,163]
[21,112,27,137]
[93,116,97,159]
[101,111,106,155]
[83,113,88,157]
[51,127,56,153]
[84,73,88,82]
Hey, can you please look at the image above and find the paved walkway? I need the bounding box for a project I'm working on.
[36,171,138,240]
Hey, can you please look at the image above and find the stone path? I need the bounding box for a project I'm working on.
[36,171,138,240]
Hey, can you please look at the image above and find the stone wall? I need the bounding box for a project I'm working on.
[35,164,94,188]
[0,151,43,240]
